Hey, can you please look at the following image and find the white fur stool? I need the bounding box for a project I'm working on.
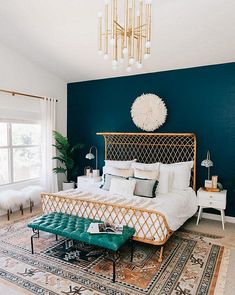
[0,190,24,220]
[0,186,43,220]
[21,186,43,213]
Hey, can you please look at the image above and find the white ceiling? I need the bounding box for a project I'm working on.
[0,0,235,82]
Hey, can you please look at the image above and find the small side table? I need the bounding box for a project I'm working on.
[77,175,102,189]
[196,188,227,230]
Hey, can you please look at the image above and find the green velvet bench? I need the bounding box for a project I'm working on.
[28,212,135,282]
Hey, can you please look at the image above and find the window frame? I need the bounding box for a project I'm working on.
[0,119,41,186]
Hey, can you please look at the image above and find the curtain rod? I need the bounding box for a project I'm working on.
[0,88,58,102]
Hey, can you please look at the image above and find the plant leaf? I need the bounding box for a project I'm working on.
[52,130,84,181]
[71,143,84,153]
[52,156,66,163]
[53,130,69,149]
[53,167,67,174]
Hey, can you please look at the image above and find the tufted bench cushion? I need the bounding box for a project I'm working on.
[28,212,135,251]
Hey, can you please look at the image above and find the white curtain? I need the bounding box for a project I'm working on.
[40,98,58,193]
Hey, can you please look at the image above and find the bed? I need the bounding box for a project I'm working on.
[41,132,197,262]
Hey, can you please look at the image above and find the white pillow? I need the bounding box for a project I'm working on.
[166,161,194,169]
[160,161,193,190]
[104,159,137,169]
[103,166,134,178]
[156,169,170,194]
[134,168,158,180]
[109,178,136,198]
[131,162,160,171]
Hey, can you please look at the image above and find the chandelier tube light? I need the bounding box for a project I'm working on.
[98,0,152,72]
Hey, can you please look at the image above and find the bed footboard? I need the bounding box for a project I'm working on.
[41,193,173,246]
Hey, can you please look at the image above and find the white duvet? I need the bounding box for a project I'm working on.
[55,182,197,232]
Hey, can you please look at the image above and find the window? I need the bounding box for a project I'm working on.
[0,121,41,185]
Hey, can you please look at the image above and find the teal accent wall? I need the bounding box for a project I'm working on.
[67,62,235,217]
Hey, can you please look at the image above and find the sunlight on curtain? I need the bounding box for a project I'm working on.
[40,98,58,193]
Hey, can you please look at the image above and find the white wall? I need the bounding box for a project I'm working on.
[0,42,67,134]
[0,42,67,215]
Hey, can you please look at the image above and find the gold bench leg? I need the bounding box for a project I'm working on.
[158,246,164,263]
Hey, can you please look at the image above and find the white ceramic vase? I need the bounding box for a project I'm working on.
[62,182,75,191]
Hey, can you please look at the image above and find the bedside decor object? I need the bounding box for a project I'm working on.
[212,175,218,188]
[86,146,100,177]
[131,93,167,131]
[84,166,92,176]
[52,131,84,190]
[201,150,213,180]
[204,180,212,188]
[196,188,227,230]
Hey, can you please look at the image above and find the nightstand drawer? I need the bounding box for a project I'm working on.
[197,191,226,202]
[198,199,226,209]
[198,194,225,203]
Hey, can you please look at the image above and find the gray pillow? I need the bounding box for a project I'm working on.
[129,177,159,198]
[100,174,127,191]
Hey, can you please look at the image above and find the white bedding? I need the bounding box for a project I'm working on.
[57,182,197,232]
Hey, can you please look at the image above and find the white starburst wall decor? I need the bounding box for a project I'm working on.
[131,93,167,131]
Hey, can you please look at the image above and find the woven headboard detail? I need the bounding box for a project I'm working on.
[97,132,197,190]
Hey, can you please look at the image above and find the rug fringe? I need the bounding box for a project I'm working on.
[214,247,230,295]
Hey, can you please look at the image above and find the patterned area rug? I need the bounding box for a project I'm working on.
[0,216,230,295]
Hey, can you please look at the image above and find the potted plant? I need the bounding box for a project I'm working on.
[52,131,84,190]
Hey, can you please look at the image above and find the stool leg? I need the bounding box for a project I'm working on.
[130,238,134,262]
[29,199,33,213]
[20,204,24,215]
[113,258,116,283]
[31,234,34,254]
[31,229,39,254]
[7,209,10,221]
[105,250,119,283]
[56,234,58,241]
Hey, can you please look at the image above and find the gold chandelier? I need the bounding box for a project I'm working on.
[98,0,152,72]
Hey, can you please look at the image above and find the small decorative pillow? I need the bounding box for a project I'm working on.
[129,177,158,198]
[134,168,158,180]
[109,178,136,198]
[131,162,160,171]
[103,166,134,178]
[104,159,137,169]
[101,174,127,191]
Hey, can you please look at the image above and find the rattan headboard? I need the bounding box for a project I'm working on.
[97,132,197,190]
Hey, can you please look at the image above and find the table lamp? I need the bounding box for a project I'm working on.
[85,146,100,177]
[201,150,213,180]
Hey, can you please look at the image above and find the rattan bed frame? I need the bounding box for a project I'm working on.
[41,132,196,262]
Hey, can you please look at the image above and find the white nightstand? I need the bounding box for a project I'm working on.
[196,188,227,230]
[77,175,102,189]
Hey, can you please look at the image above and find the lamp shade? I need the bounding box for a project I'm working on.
[201,150,213,168]
[85,152,95,160]
[201,159,213,168]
